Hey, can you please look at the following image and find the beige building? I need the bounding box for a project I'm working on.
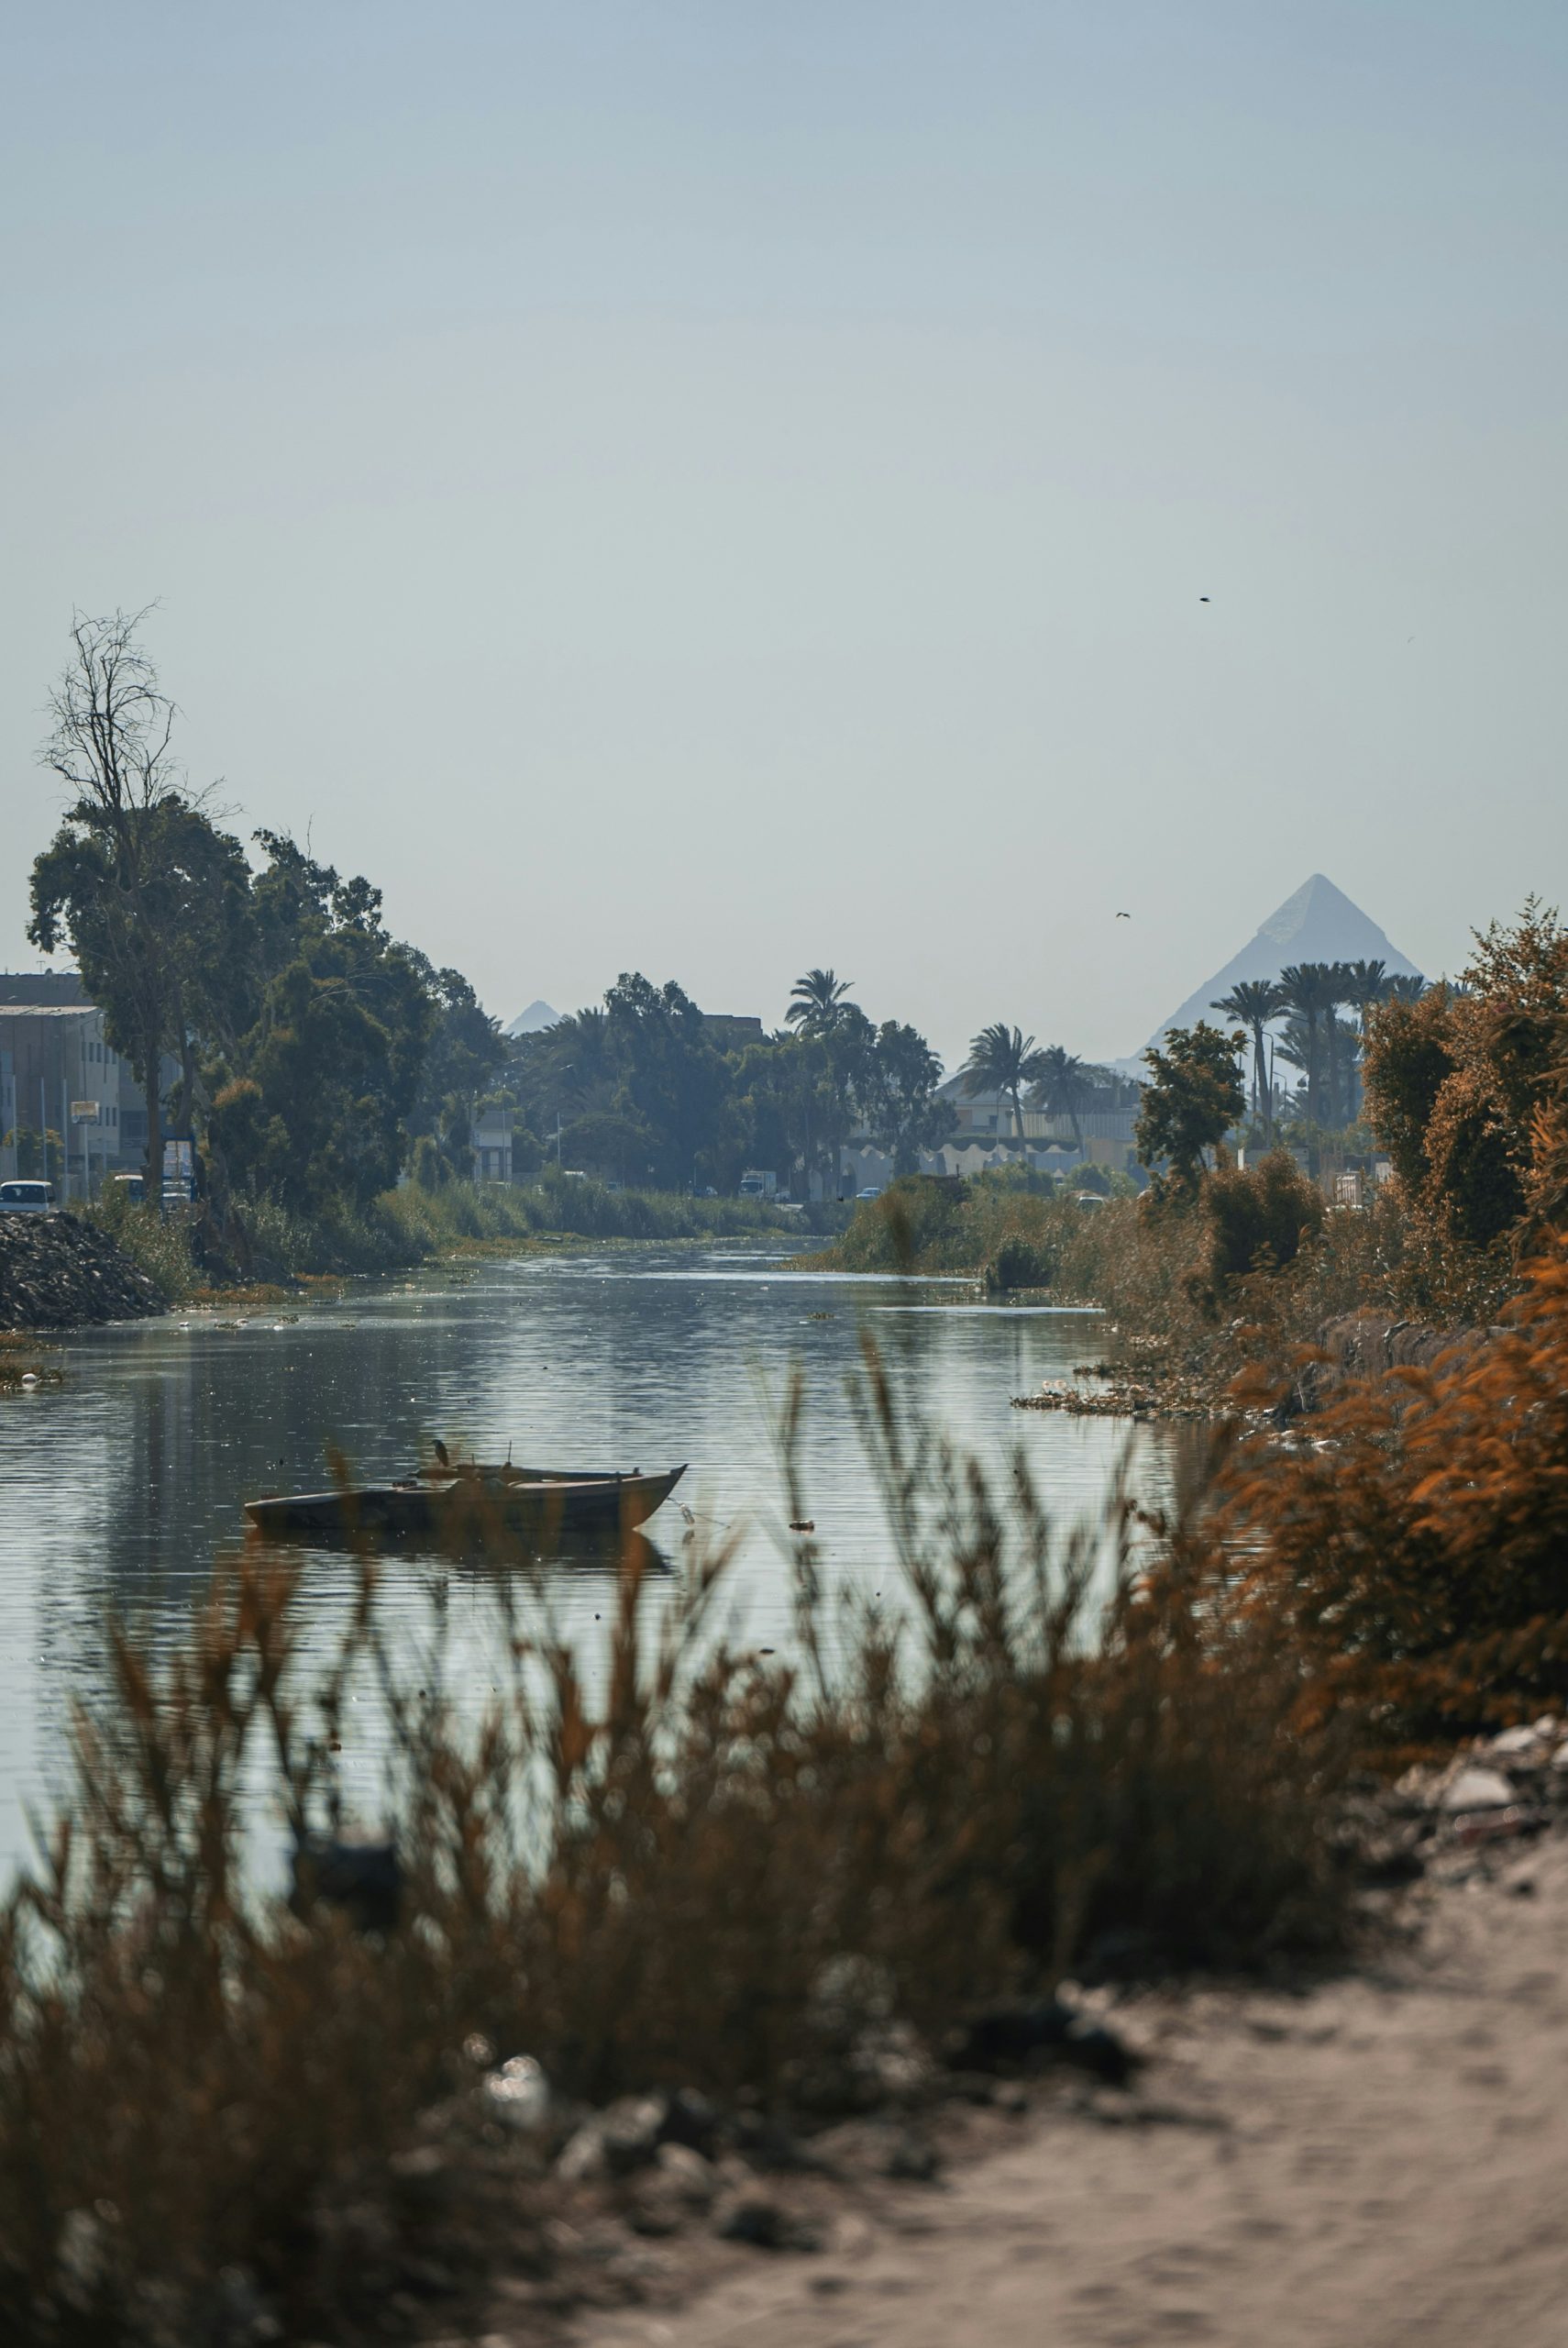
[0,974,156,1194]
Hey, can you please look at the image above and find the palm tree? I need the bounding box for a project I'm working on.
[787,969,859,1038]
[1325,963,1364,1125]
[962,1023,1042,1152]
[1342,958,1390,1023]
[1275,963,1344,1130]
[1386,973,1427,1003]
[1210,980,1283,1135]
[1029,1045,1091,1153]
[1338,959,1392,1122]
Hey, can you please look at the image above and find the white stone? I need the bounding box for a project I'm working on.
[1439,1767,1517,1812]
[483,2053,550,2132]
[1489,1725,1542,1756]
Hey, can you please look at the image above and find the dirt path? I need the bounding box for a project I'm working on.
[577,1836,1568,2348]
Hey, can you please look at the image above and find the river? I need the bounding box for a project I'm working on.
[0,1241,1187,1877]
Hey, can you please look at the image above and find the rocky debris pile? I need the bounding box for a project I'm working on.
[1311,1311,1486,1391]
[1353,1719,1568,1886]
[1012,1366,1214,1422]
[273,1999,1137,2331]
[0,1213,163,1331]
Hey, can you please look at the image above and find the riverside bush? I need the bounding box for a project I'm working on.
[1223,1237,1568,1746]
[0,1352,1349,2342]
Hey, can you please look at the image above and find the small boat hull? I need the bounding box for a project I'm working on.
[245,1465,686,1551]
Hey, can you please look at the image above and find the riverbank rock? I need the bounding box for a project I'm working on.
[1294,1312,1496,1412]
[0,1213,163,1332]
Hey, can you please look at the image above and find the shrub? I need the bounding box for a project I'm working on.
[986,1236,1054,1291]
[1200,1152,1325,1290]
[1224,1238,1568,1745]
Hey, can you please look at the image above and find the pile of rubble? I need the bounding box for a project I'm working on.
[0,1213,163,1331]
[1359,1719,1568,1883]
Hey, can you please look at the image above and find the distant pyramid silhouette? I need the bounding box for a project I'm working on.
[1147,875,1420,1048]
[505,998,561,1038]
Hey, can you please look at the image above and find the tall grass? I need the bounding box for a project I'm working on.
[83,1191,196,1305]
[0,1353,1349,2342]
[218,1174,827,1283]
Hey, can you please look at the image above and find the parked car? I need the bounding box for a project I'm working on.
[856,1186,882,1201]
[0,1180,54,1213]
[1073,1191,1107,1210]
[109,1171,145,1205]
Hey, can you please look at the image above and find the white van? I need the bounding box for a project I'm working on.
[0,1180,55,1214]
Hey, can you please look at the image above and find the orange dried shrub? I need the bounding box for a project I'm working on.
[1222,1238,1568,1746]
[1362,900,1568,1289]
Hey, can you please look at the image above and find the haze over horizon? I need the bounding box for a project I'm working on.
[3,4,1564,1069]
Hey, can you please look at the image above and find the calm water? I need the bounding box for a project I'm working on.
[0,1242,1184,1875]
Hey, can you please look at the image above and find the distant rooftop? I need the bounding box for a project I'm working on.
[0,971,88,1007]
[703,1014,767,1051]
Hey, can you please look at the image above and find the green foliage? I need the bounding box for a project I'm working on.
[204,835,436,1217]
[601,975,727,1191]
[1200,1151,1326,1290]
[1135,1022,1245,1198]
[986,1236,1054,1291]
[88,1190,195,1303]
[1,1129,62,1186]
[856,1021,946,1176]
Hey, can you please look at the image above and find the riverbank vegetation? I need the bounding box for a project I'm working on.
[820,904,1568,1411]
[82,1170,825,1303]
[12,1242,1568,2337]
[0,1362,1350,2342]
[22,615,924,1284]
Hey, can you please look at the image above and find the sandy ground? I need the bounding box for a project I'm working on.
[573,1835,1568,2348]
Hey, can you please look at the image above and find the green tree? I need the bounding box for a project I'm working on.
[602,974,728,1190]
[961,1024,1043,1153]
[723,1032,836,1197]
[1135,1022,1246,1200]
[28,611,253,1190]
[407,960,507,1181]
[861,1022,946,1176]
[208,836,435,1214]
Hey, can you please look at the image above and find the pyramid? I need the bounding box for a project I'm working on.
[1145,875,1421,1049]
[504,999,561,1038]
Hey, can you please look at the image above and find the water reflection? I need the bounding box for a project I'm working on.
[0,1243,1184,1873]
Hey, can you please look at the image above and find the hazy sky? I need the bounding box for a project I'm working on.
[3,3,1564,1066]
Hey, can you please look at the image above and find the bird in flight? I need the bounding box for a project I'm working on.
[1116,911,1132,920]
[1199,595,1210,604]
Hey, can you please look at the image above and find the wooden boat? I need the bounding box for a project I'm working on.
[244,1464,686,1548]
